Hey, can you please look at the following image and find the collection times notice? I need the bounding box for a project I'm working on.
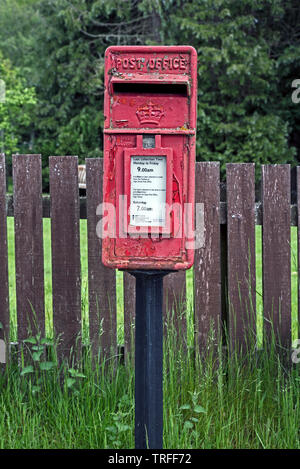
[130,156,167,227]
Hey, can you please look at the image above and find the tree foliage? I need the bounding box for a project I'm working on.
[0,50,36,159]
[166,0,299,174]
[0,0,300,187]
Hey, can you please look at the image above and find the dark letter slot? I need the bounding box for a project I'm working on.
[113,82,188,96]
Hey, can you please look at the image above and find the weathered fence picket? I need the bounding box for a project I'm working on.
[123,271,136,361]
[262,165,291,349]
[13,154,45,343]
[0,155,298,364]
[194,162,221,353]
[86,158,116,360]
[163,271,187,348]
[49,156,82,361]
[227,163,256,352]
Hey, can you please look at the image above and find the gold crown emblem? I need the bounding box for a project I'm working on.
[136,102,165,125]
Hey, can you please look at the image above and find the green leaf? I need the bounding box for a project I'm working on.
[39,361,56,371]
[32,351,43,361]
[179,404,191,410]
[117,424,131,432]
[23,337,37,344]
[190,417,199,423]
[20,365,34,375]
[32,345,45,351]
[194,405,206,414]
[40,338,53,345]
[66,378,76,388]
[183,421,194,430]
[32,385,40,394]
[68,368,86,379]
[106,426,117,434]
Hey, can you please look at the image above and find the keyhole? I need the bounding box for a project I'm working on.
[143,135,155,149]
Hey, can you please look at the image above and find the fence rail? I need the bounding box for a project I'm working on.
[0,154,299,363]
[4,196,300,225]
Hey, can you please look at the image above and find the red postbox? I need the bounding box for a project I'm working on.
[102,45,197,270]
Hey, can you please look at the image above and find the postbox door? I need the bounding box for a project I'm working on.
[123,135,173,235]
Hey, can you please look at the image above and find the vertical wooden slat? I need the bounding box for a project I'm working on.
[86,158,116,360]
[194,162,221,353]
[124,271,135,361]
[13,154,45,342]
[50,156,81,361]
[227,163,256,352]
[262,165,291,349]
[163,272,187,348]
[0,154,9,352]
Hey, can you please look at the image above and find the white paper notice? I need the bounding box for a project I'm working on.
[130,156,166,226]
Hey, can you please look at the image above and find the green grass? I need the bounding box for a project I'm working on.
[2,218,300,449]
[0,329,299,449]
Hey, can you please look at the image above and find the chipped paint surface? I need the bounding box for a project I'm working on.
[102,46,197,270]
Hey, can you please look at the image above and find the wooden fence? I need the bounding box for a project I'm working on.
[0,154,299,363]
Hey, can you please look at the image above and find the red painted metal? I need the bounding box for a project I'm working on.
[123,135,173,236]
[102,46,197,270]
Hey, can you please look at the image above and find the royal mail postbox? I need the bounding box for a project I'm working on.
[102,46,197,270]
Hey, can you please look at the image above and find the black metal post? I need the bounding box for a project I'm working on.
[128,270,170,449]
